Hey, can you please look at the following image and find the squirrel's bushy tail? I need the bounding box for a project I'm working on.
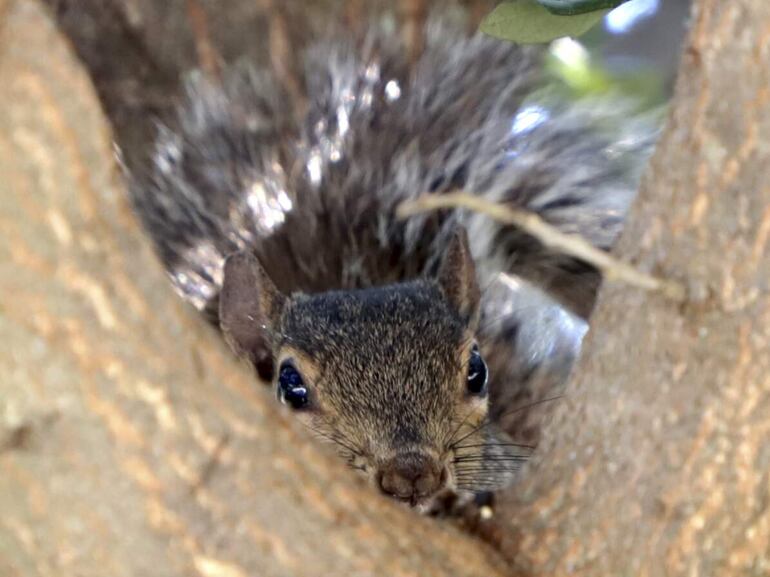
[131,13,655,318]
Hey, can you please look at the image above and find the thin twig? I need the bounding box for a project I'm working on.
[105,0,164,75]
[260,0,308,121]
[185,0,222,81]
[461,0,493,33]
[345,0,365,45]
[399,0,428,70]
[397,192,687,302]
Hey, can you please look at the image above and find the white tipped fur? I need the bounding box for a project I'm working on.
[130,11,656,457]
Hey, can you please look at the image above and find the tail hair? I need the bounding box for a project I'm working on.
[130,12,657,317]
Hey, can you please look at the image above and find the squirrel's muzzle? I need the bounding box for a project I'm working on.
[376,452,447,505]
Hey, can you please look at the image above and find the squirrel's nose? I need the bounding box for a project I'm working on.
[377,452,447,504]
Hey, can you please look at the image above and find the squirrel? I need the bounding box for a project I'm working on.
[130,8,654,510]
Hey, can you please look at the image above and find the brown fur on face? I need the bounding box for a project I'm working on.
[220,230,530,507]
[276,280,490,502]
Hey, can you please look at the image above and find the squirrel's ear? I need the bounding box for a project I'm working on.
[437,227,480,327]
[219,251,285,381]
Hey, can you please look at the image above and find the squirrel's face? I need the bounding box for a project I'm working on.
[219,229,515,508]
[272,282,490,507]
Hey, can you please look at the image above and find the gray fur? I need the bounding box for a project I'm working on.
[130,13,655,500]
[133,17,652,315]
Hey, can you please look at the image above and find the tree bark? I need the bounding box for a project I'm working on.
[0,3,507,576]
[496,1,770,575]
[2,0,770,576]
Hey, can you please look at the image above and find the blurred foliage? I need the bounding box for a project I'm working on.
[539,0,630,15]
[480,1,610,43]
[545,44,666,110]
[481,0,671,110]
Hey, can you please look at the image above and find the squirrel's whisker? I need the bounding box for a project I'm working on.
[453,441,535,450]
[449,394,564,450]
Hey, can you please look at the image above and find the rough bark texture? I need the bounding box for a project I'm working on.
[2,0,770,576]
[497,1,770,575]
[0,3,507,576]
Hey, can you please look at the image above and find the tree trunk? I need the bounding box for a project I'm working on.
[496,1,770,575]
[1,1,769,576]
[0,3,506,576]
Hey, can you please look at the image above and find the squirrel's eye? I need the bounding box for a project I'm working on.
[277,362,310,410]
[466,345,488,396]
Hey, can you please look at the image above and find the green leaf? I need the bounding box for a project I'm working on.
[537,0,630,16]
[480,0,609,44]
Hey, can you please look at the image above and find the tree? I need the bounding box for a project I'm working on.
[495,2,770,574]
[1,1,768,576]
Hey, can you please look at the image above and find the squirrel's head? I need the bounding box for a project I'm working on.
[220,229,518,508]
